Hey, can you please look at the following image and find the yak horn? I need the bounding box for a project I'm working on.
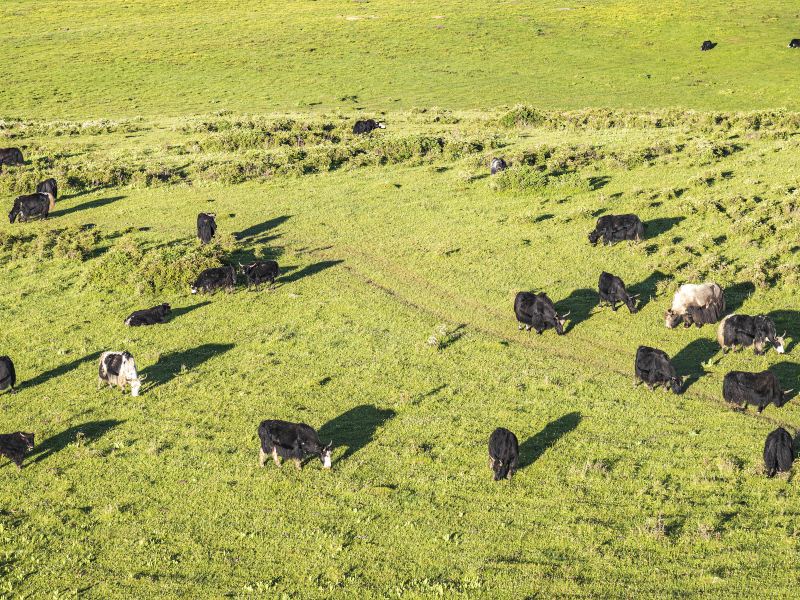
[786,388,795,394]
[631,294,640,298]
[561,311,571,318]
[139,374,148,381]
[781,331,787,338]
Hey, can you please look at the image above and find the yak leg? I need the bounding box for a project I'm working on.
[259,448,267,467]
[293,458,302,470]
[272,447,282,467]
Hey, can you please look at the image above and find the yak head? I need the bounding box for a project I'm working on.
[664,309,683,329]
[320,442,333,469]
[120,353,142,397]
[588,229,601,245]
[625,294,640,314]
[777,388,795,408]
[669,375,684,395]
[18,432,34,451]
[555,311,570,335]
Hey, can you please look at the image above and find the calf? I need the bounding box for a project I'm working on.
[191,265,236,294]
[722,370,793,413]
[717,314,785,355]
[588,214,645,245]
[488,427,519,481]
[197,212,217,244]
[257,420,332,470]
[241,261,280,287]
[701,40,715,51]
[634,346,683,393]
[98,351,142,397]
[0,432,34,469]
[0,148,24,167]
[353,119,385,134]
[125,303,171,326]
[490,157,507,175]
[764,427,794,478]
[665,283,725,328]
[790,39,800,48]
[0,356,16,394]
[9,192,55,223]
[36,178,58,200]
[514,291,569,335]
[598,271,638,313]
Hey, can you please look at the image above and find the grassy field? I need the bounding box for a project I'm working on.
[0,109,798,597]
[1,1,800,598]
[3,0,800,119]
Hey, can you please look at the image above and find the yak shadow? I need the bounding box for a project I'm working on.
[518,412,581,469]
[51,196,125,218]
[725,281,756,313]
[318,405,395,466]
[167,301,211,321]
[279,260,343,284]
[58,185,109,202]
[142,343,234,390]
[770,362,800,395]
[645,217,685,239]
[23,351,102,390]
[555,288,597,333]
[671,338,719,391]
[30,419,124,464]
[235,215,291,242]
[533,214,555,223]
[589,176,611,191]
[768,310,799,354]
[629,270,669,309]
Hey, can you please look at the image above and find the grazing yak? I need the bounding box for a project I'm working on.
[257,420,332,470]
[191,265,236,294]
[0,148,24,168]
[634,346,683,393]
[125,303,171,326]
[717,314,786,355]
[8,192,55,223]
[241,260,279,287]
[36,178,58,200]
[352,119,385,134]
[665,282,725,329]
[490,157,507,175]
[790,39,800,48]
[514,292,569,335]
[764,427,794,478]
[0,356,17,394]
[722,370,793,413]
[488,427,519,481]
[0,432,34,469]
[588,214,645,245]
[98,351,142,397]
[598,272,638,314]
[701,40,715,51]
[197,212,217,245]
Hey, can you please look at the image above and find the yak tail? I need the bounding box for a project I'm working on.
[44,192,55,211]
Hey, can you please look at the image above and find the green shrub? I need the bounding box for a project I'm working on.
[490,165,548,192]
[499,105,545,128]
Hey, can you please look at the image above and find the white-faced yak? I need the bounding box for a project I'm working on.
[665,283,725,329]
[257,420,332,470]
[588,214,645,245]
[764,427,794,477]
[488,427,519,481]
[717,314,786,355]
[598,272,639,314]
[98,351,142,397]
[634,346,683,394]
[0,432,34,469]
[722,370,793,413]
[0,356,17,394]
[353,119,385,134]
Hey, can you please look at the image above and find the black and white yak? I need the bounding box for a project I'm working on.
[353,119,385,134]
[717,314,786,355]
[0,432,34,469]
[9,192,55,223]
[490,157,507,175]
[514,292,569,334]
[0,356,17,394]
[665,283,725,328]
[598,271,638,314]
[722,370,793,413]
[588,214,645,245]
[764,427,794,478]
[790,39,800,49]
[488,427,519,481]
[125,303,171,326]
[257,420,332,470]
[98,351,143,397]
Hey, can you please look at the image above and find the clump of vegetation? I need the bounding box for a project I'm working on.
[499,105,545,128]
[490,165,548,192]
[0,225,101,263]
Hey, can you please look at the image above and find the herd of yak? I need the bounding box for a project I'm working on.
[0,115,796,483]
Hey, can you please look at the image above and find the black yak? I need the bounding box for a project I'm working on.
[197,212,217,244]
[0,356,16,394]
[0,432,34,469]
[9,192,55,223]
[722,370,793,413]
[701,40,716,51]
[634,346,683,394]
[353,119,385,134]
[665,283,725,328]
[125,303,171,326]
[240,261,280,287]
[588,214,645,245]
[36,178,58,200]
[257,420,332,469]
[488,427,519,481]
[191,265,236,294]
[514,292,569,335]
[764,427,794,477]
[490,157,507,175]
[790,39,800,49]
[0,148,24,167]
[717,314,786,355]
[598,271,638,313]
